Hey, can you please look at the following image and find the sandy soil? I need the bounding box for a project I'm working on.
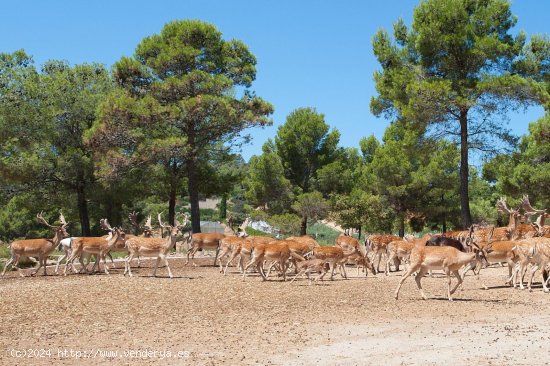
[1,256,550,365]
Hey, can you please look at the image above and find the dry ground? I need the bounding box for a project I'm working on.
[1,256,550,365]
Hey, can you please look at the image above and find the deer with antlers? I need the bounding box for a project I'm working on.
[63,219,125,275]
[124,213,187,278]
[2,211,69,277]
[520,195,548,238]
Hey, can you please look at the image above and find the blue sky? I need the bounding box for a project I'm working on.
[1,0,547,161]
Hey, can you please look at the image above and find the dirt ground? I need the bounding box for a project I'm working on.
[1,255,550,365]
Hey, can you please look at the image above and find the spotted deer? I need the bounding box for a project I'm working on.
[124,213,187,278]
[2,211,69,277]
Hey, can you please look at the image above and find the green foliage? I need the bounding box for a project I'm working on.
[243,140,294,213]
[89,20,273,231]
[268,213,301,236]
[484,114,550,210]
[292,191,329,223]
[0,52,113,235]
[244,227,273,237]
[275,107,340,193]
[370,0,548,227]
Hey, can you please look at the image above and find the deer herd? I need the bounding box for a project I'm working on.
[1,195,549,301]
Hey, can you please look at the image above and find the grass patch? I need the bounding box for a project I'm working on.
[246,227,274,237]
[306,223,342,246]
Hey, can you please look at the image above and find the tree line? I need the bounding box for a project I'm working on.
[1,1,549,242]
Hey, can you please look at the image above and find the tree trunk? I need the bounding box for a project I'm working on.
[219,194,227,220]
[459,110,472,229]
[398,215,405,238]
[300,215,307,236]
[76,181,90,236]
[187,156,201,234]
[168,181,177,226]
[357,226,362,241]
[441,195,447,234]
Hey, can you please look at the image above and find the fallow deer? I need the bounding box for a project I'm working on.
[394,243,490,301]
[243,242,294,281]
[64,219,124,275]
[289,258,330,285]
[2,211,69,277]
[124,213,187,278]
[312,245,361,280]
[365,234,401,274]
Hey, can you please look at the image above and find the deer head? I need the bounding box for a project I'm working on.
[521,195,548,236]
[37,211,69,238]
[158,212,180,237]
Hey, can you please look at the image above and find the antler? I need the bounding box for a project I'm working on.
[100,218,113,232]
[36,211,56,228]
[128,211,141,229]
[496,197,513,215]
[521,195,546,215]
[158,212,169,229]
[143,215,151,229]
[58,210,68,228]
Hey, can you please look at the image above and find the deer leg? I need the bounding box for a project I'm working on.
[223,251,239,275]
[450,270,463,297]
[242,257,258,281]
[213,246,221,267]
[385,252,395,275]
[290,268,306,283]
[152,256,161,277]
[108,252,115,269]
[444,268,453,301]
[395,264,421,300]
[55,251,68,275]
[414,267,429,300]
[161,254,173,278]
[1,255,15,276]
[217,249,228,273]
[31,255,43,276]
[527,263,539,292]
[43,256,48,276]
[125,253,135,277]
[339,262,348,279]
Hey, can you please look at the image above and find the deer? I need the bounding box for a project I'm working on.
[311,245,361,280]
[243,242,294,281]
[336,234,373,276]
[394,242,490,301]
[487,197,522,241]
[289,258,331,285]
[509,237,550,292]
[184,217,249,267]
[2,211,69,277]
[237,235,277,273]
[365,234,401,274]
[216,219,252,274]
[520,195,548,238]
[63,219,125,275]
[124,213,187,278]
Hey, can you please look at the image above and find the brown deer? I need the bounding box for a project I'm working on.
[289,258,330,285]
[243,242,293,281]
[394,243,490,301]
[186,218,249,267]
[312,245,361,280]
[2,211,69,277]
[124,213,187,278]
[365,234,401,274]
[64,219,124,275]
[520,195,548,238]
